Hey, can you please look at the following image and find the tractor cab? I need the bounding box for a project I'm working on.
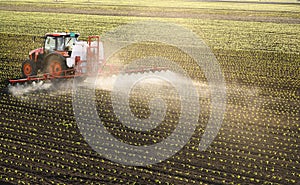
[44,32,80,56]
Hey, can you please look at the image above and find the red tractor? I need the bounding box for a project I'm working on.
[22,32,80,77]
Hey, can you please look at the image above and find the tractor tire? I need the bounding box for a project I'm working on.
[44,55,67,76]
[21,59,37,77]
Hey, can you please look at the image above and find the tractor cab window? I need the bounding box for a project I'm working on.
[45,36,56,51]
[44,35,78,53]
[65,37,76,51]
[56,37,64,51]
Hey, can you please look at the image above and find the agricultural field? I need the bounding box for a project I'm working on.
[0,0,299,184]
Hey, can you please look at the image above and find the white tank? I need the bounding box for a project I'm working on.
[66,41,88,68]
[66,40,104,74]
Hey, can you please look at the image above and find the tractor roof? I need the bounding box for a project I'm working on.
[45,32,80,37]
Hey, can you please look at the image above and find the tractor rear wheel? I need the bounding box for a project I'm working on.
[22,59,37,77]
[44,55,67,76]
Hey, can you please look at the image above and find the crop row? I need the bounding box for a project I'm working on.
[1,77,298,184]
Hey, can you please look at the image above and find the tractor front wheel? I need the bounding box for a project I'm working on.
[22,59,37,77]
[45,55,67,76]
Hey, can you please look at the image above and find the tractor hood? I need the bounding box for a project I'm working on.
[29,48,43,62]
[29,48,44,56]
